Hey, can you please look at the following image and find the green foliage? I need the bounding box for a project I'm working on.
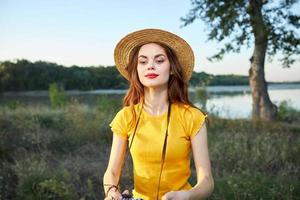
[0,100,299,199]
[0,59,253,92]
[190,72,213,86]
[48,83,67,108]
[205,117,300,199]
[195,87,208,110]
[14,158,75,200]
[5,100,24,110]
[37,179,72,200]
[0,162,18,200]
[181,0,300,66]
[210,74,249,85]
[190,72,249,87]
[0,102,108,199]
[96,94,122,113]
[208,118,300,177]
[210,171,300,200]
[0,60,128,92]
[276,100,300,123]
[95,95,123,142]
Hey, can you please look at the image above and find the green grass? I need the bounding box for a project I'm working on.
[0,97,299,199]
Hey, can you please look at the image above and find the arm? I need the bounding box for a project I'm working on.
[162,122,214,200]
[188,122,214,200]
[103,133,127,199]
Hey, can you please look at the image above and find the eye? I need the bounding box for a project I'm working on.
[156,59,164,64]
[138,60,147,65]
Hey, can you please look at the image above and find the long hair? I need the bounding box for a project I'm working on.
[123,42,205,129]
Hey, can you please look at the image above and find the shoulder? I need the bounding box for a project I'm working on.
[173,102,207,120]
[114,102,142,122]
[117,105,131,117]
[172,103,207,137]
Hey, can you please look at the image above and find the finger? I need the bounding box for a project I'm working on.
[122,189,130,194]
[110,191,122,200]
[110,196,122,200]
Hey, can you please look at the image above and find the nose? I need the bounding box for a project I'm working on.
[147,61,156,70]
[147,65,155,70]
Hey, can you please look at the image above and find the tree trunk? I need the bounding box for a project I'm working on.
[248,0,277,121]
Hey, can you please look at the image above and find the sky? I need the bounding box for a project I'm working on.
[0,0,299,82]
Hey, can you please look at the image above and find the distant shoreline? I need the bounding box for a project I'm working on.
[1,60,300,92]
[1,83,300,96]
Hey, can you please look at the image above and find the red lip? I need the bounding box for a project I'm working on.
[145,73,159,79]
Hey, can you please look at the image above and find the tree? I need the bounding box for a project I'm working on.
[181,0,300,121]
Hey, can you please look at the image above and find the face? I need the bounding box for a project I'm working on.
[137,43,171,89]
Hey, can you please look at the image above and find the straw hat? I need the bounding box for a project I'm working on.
[114,28,195,82]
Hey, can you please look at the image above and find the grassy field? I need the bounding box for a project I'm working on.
[0,95,299,200]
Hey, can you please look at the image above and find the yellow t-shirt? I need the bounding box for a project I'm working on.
[109,102,207,200]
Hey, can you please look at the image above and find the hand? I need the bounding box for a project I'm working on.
[104,189,130,200]
[105,187,122,200]
[162,190,190,200]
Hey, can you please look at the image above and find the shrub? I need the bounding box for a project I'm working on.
[209,171,300,200]
[194,87,208,110]
[48,83,67,108]
[6,100,24,110]
[276,100,300,123]
[37,179,72,200]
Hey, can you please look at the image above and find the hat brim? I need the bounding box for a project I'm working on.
[114,28,195,81]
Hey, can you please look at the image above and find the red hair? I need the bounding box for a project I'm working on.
[123,42,202,129]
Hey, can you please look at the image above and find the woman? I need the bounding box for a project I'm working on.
[103,29,214,200]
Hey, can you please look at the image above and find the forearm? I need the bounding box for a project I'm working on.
[187,175,214,200]
[103,170,121,195]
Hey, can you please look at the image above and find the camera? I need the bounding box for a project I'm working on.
[122,193,143,200]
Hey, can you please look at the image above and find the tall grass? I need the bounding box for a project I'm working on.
[0,97,299,199]
[205,117,300,199]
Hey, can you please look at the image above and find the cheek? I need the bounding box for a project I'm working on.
[137,66,143,78]
[137,66,146,83]
[161,63,171,75]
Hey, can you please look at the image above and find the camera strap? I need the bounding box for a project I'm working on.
[156,102,171,200]
[125,101,171,200]
[114,102,144,194]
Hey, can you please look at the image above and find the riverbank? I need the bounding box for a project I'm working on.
[2,83,300,119]
[0,99,299,199]
[2,82,300,96]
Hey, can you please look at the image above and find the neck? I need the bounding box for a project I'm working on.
[143,86,169,116]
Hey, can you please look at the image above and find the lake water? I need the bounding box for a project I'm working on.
[1,83,299,119]
[195,83,300,119]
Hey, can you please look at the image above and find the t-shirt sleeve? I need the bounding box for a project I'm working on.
[109,108,128,139]
[186,107,208,138]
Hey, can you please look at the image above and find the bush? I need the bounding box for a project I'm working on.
[276,100,300,123]
[16,175,74,200]
[0,162,18,200]
[48,83,68,108]
[195,87,208,111]
[96,94,122,113]
[209,171,300,200]
[1,101,299,199]
[37,179,72,200]
[6,100,24,110]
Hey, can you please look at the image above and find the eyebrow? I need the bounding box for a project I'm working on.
[138,54,166,59]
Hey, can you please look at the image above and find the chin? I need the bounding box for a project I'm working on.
[142,81,168,89]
